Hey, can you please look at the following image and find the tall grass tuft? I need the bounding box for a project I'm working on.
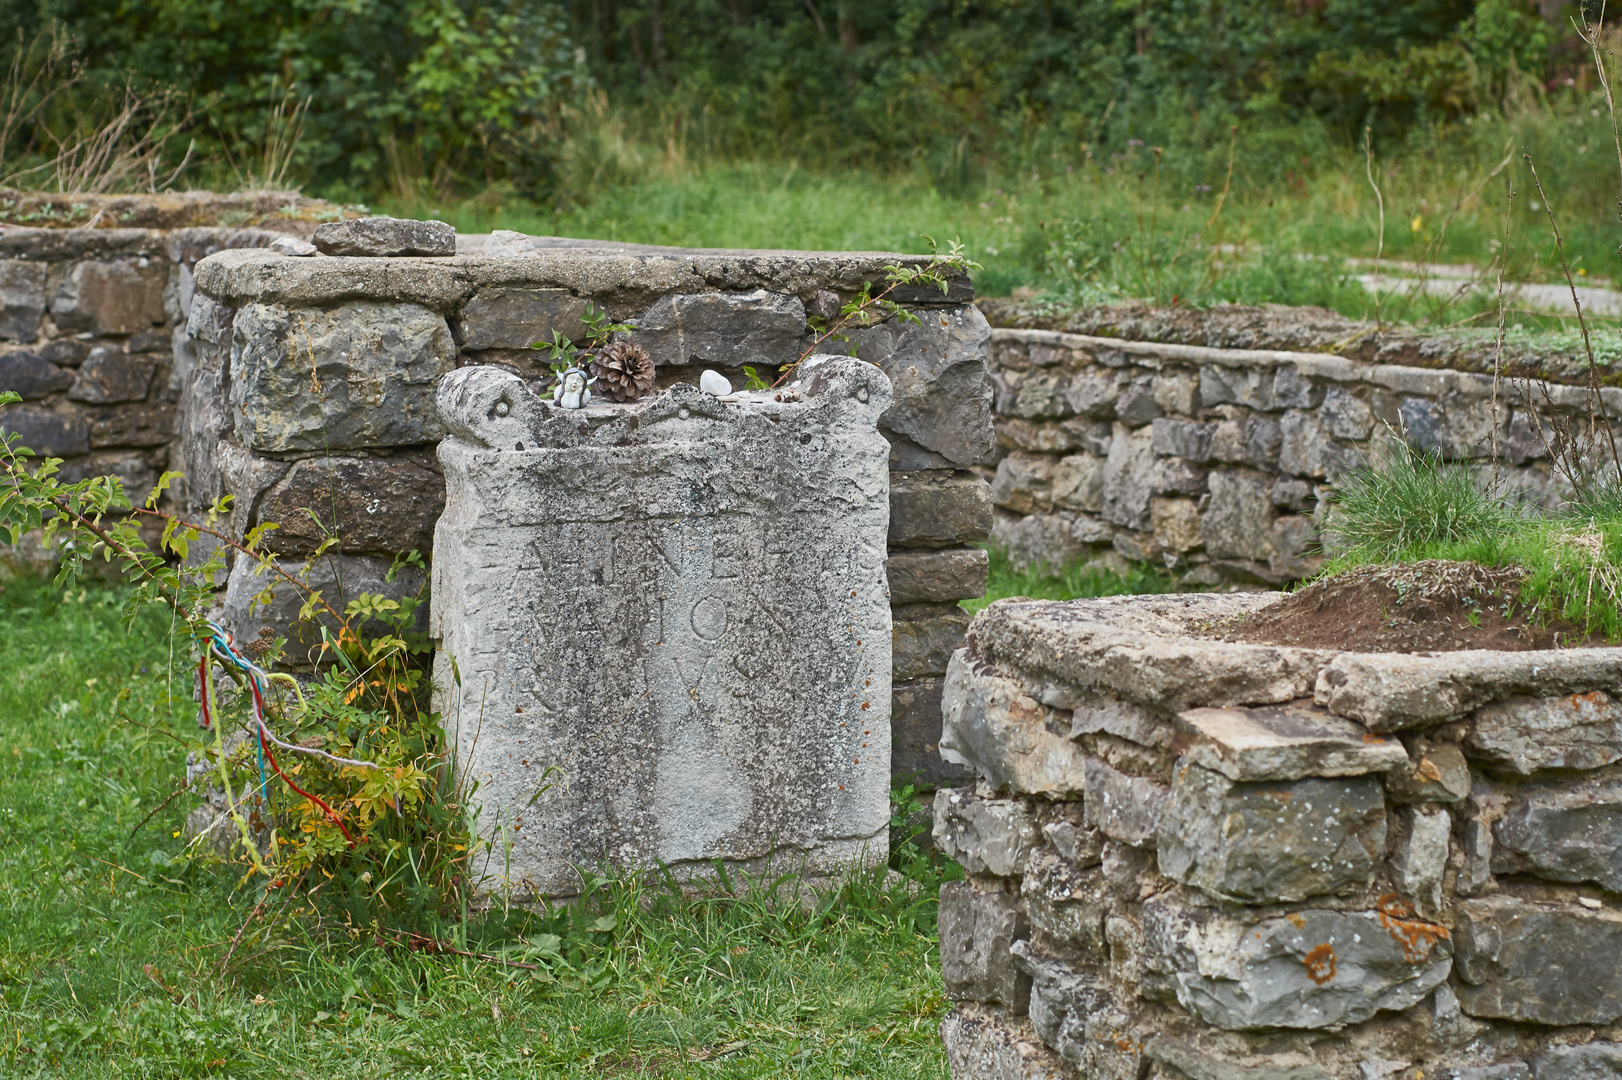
[1325,436,1515,565]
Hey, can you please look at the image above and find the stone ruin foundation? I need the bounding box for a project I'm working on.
[431,356,894,896]
[934,594,1622,1080]
[176,232,995,794]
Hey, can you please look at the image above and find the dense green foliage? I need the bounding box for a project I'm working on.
[0,0,1584,197]
[0,577,955,1076]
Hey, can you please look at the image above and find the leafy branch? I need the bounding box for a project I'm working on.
[776,237,982,385]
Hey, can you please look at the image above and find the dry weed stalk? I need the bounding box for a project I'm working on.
[0,24,78,180]
[7,81,194,195]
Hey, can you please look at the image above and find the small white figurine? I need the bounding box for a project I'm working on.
[699,369,732,397]
[552,365,597,409]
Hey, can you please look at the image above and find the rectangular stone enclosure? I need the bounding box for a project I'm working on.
[430,357,894,896]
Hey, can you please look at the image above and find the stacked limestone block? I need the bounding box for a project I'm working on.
[432,356,893,896]
[935,593,1622,1080]
[986,329,1619,585]
[0,223,297,571]
[185,226,994,782]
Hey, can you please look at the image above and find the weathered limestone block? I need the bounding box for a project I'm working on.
[1116,380,1161,427]
[1154,371,1199,415]
[934,788,1040,878]
[90,402,174,447]
[621,289,805,368]
[1385,741,1471,803]
[1491,777,1622,891]
[1200,365,1276,411]
[1315,650,1622,731]
[49,258,167,335]
[255,455,445,557]
[0,262,46,341]
[1143,1035,1329,1080]
[1156,762,1386,903]
[1142,893,1453,1030]
[1102,423,1155,531]
[219,552,428,661]
[1531,1043,1622,1080]
[1278,410,1331,478]
[1467,692,1622,775]
[1454,897,1622,1025]
[1067,693,1172,747]
[1064,372,1123,418]
[1202,470,1274,561]
[892,677,973,788]
[313,216,455,257]
[891,470,994,548]
[1152,497,1203,553]
[1391,805,1451,914]
[1320,387,1373,441]
[886,547,989,604]
[230,300,455,452]
[940,882,1032,1009]
[1084,757,1168,847]
[0,405,88,456]
[456,286,590,349]
[1153,418,1216,462]
[848,304,994,466]
[966,595,1328,715]
[1011,941,1112,1052]
[1171,702,1408,781]
[940,1006,1074,1080]
[894,601,973,678]
[941,649,1089,798]
[1021,849,1107,955]
[430,357,892,895]
[0,351,72,398]
[994,454,1057,514]
[67,348,156,404]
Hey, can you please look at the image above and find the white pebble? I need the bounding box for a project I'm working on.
[699,370,732,397]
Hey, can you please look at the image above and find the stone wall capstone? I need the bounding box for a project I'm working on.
[935,593,1622,1080]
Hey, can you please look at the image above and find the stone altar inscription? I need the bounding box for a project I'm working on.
[431,357,893,897]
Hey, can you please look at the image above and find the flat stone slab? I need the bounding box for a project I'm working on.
[1315,650,1622,732]
[1455,896,1622,1025]
[430,355,893,896]
[1467,691,1622,774]
[967,595,1335,713]
[1172,700,1408,781]
[1144,893,1453,1031]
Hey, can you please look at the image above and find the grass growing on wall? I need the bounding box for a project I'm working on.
[966,547,1180,615]
[0,576,953,1078]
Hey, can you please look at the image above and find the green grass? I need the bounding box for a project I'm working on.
[966,547,1179,615]
[381,97,1622,337]
[0,576,954,1078]
[1322,441,1622,640]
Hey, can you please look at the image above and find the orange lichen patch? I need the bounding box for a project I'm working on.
[1116,1039,1138,1053]
[1416,758,1444,783]
[1303,944,1337,985]
[1265,789,1295,803]
[1287,914,1307,929]
[1362,733,1388,743]
[1377,893,1450,963]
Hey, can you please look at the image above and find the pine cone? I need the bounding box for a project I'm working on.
[589,342,656,402]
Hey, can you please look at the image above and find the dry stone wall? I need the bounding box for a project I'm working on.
[985,327,1619,584]
[0,224,305,533]
[934,593,1622,1080]
[181,231,995,789]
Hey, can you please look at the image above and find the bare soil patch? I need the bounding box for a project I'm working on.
[1217,560,1591,653]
